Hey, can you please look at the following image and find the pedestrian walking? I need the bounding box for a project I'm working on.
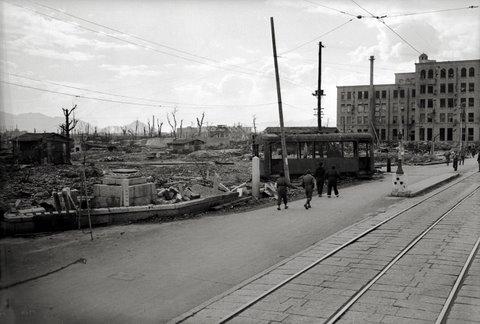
[460,149,466,165]
[275,172,295,210]
[301,169,315,209]
[477,152,480,172]
[444,151,450,166]
[314,162,326,197]
[452,151,458,171]
[326,165,340,198]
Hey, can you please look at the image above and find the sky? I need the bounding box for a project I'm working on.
[1,0,479,131]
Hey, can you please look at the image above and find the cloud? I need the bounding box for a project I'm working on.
[100,64,162,78]
[24,48,96,61]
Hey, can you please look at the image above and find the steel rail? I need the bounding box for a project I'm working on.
[326,185,480,324]
[215,172,477,324]
[435,235,480,324]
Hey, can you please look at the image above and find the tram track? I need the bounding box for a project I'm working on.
[213,172,479,324]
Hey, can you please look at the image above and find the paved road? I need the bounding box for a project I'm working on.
[0,160,476,323]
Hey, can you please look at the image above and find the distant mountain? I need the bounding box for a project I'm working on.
[99,120,148,135]
[0,111,66,133]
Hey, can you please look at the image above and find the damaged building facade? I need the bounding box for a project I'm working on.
[337,54,480,144]
[12,132,70,164]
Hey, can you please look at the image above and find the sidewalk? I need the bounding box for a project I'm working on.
[173,170,479,323]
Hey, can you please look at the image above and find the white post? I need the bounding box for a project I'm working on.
[252,156,260,198]
[121,178,130,207]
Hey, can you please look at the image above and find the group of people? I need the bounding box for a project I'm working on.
[445,147,479,172]
[275,162,340,210]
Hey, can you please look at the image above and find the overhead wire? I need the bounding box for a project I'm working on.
[385,5,479,18]
[8,1,311,92]
[302,0,358,17]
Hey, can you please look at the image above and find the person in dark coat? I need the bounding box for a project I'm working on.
[314,162,326,197]
[301,169,315,209]
[444,151,451,166]
[452,151,458,171]
[326,165,340,198]
[460,149,466,165]
[477,152,480,172]
[276,172,295,210]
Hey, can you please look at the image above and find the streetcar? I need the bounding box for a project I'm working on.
[258,132,374,177]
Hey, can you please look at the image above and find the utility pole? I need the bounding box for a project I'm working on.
[270,17,290,182]
[317,42,324,131]
[369,55,375,140]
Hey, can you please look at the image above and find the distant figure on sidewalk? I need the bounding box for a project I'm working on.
[314,162,326,197]
[301,169,315,209]
[477,152,480,172]
[275,172,295,210]
[444,151,451,166]
[326,165,340,198]
[452,151,459,171]
[460,149,466,165]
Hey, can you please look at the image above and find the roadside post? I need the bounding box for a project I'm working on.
[392,130,407,196]
[252,156,260,199]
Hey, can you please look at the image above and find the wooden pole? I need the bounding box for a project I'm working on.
[317,42,324,131]
[270,17,290,182]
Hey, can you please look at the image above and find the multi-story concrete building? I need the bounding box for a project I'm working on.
[337,54,480,144]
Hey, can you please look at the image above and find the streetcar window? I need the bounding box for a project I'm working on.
[299,142,314,158]
[343,142,354,158]
[327,142,342,158]
[358,142,369,157]
[315,142,327,158]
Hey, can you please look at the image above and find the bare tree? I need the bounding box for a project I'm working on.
[167,107,178,139]
[179,119,183,138]
[147,120,151,137]
[59,104,78,163]
[121,126,128,137]
[134,119,139,138]
[196,112,205,137]
[252,114,257,134]
[157,119,163,137]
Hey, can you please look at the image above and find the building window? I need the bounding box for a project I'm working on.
[411,89,416,97]
[440,84,446,93]
[357,116,362,124]
[381,90,387,99]
[427,112,433,122]
[393,116,398,124]
[428,69,434,79]
[448,98,454,108]
[420,84,426,94]
[447,128,453,141]
[469,67,475,77]
[469,83,474,92]
[420,70,426,79]
[461,68,467,77]
[381,129,386,140]
[419,113,425,122]
[363,116,369,124]
[440,98,446,108]
[358,91,363,99]
[440,69,446,78]
[400,90,405,98]
[468,128,474,141]
[357,105,363,113]
[341,92,345,100]
[393,90,398,98]
[460,82,466,93]
[448,68,454,78]
[440,113,445,122]
[427,128,432,141]
[468,113,474,123]
[364,91,368,99]
[427,85,434,94]
[427,99,433,108]
[469,98,474,107]
[447,113,453,122]
[440,128,445,141]
[448,83,454,93]
[419,99,426,108]
[347,92,351,100]
[392,129,398,139]
[419,128,425,141]
[340,116,345,125]
[375,91,380,99]
[347,116,351,124]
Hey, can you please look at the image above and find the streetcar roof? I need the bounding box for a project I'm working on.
[260,132,373,143]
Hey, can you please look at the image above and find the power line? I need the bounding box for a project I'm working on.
[279,18,354,55]
[378,19,422,54]
[1,80,163,107]
[350,0,377,18]
[385,5,478,18]
[302,0,359,17]
[1,77,278,109]
[9,1,311,93]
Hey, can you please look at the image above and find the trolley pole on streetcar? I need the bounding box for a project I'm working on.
[270,17,290,183]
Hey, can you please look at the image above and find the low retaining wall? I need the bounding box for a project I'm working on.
[0,192,239,236]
